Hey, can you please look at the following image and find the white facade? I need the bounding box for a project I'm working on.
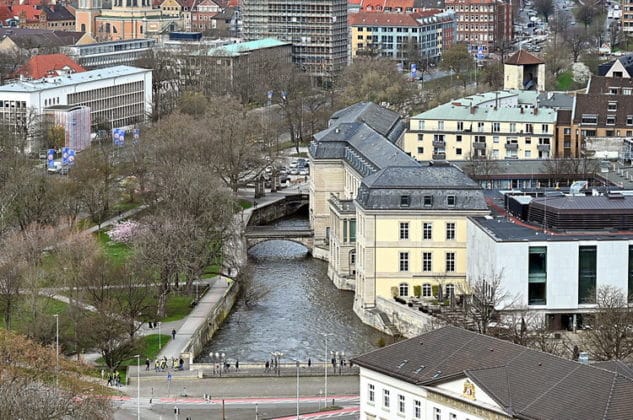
[359,367,509,420]
[0,65,152,133]
[467,218,633,313]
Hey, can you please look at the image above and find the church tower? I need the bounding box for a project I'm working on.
[76,0,102,37]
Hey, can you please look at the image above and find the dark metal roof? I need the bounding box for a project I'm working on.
[328,101,405,142]
[532,195,633,211]
[353,326,633,420]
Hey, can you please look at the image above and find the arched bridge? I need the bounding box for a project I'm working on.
[244,193,313,251]
[244,226,314,250]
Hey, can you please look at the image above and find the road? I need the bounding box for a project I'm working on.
[115,375,360,419]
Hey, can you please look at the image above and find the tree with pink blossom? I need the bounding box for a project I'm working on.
[107,220,144,244]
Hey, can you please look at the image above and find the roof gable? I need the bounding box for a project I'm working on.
[505,49,544,65]
[15,53,85,79]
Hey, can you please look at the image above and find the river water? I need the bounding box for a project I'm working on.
[198,219,381,364]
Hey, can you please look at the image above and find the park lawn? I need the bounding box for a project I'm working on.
[96,230,133,266]
[0,296,75,337]
[163,295,194,322]
[556,72,574,91]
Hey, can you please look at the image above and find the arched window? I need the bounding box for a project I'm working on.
[399,282,409,297]
[422,283,432,297]
[446,283,455,297]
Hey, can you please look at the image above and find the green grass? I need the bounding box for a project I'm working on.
[238,199,253,210]
[96,230,133,266]
[112,201,141,213]
[163,295,195,322]
[0,296,77,339]
[556,72,574,91]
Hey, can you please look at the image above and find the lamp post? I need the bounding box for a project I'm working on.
[320,333,333,408]
[271,351,283,376]
[296,360,300,419]
[53,314,59,388]
[134,354,140,420]
[157,321,161,350]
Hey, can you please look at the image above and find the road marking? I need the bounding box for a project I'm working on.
[273,406,360,419]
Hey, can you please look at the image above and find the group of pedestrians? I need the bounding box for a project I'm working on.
[102,370,122,387]
[151,355,185,372]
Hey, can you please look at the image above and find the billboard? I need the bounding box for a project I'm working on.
[133,128,140,144]
[61,147,76,166]
[410,63,417,79]
[112,128,125,147]
[47,149,55,169]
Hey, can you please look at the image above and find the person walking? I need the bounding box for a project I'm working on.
[171,329,177,340]
[145,358,150,371]
[265,360,270,372]
[235,359,239,371]
[307,358,311,368]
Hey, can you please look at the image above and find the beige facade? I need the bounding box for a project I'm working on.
[402,91,557,161]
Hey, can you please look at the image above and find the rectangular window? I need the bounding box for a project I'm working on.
[446,252,455,272]
[400,195,410,207]
[350,219,356,242]
[438,121,444,130]
[368,383,375,402]
[398,394,405,413]
[446,222,455,240]
[607,115,616,125]
[629,245,633,303]
[447,196,456,207]
[456,148,462,155]
[417,147,424,154]
[528,247,547,305]
[456,135,462,142]
[343,220,348,242]
[608,101,617,112]
[423,223,432,240]
[414,400,421,418]
[578,246,597,304]
[423,252,432,272]
[492,122,500,132]
[400,222,409,240]
[510,122,516,132]
[627,115,633,126]
[400,252,409,272]
[457,121,464,131]
[417,133,424,141]
[525,123,533,133]
[581,114,598,125]
[541,124,549,133]
[424,196,433,207]
[434,407,442,420]
[383,389,390,408]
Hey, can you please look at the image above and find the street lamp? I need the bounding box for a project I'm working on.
[53,314,59,388]
[157,321,161,350]
[320,333,334,408]
[210,352,226,376]
[296,360,300,419]
[271,351,283,376]
[134,354,140,420]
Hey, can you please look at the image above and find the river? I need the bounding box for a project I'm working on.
[198,220,382,364]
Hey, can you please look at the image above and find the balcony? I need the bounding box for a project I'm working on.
[505,142,518,151]
[432,140,446,147]
[432,152,446,160]
[473,142,486,150]
[537,144,551,152]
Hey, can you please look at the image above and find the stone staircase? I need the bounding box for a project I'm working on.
[369,308,401,337]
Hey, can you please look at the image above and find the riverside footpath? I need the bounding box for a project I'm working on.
[151,182,310,367]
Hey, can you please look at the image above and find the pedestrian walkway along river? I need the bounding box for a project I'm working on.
[197,228,382,364]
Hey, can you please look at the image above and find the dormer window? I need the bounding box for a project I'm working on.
[447,195,456,207]
[608,102,618,112]
[400,195,410,207]
[424,196,433,207]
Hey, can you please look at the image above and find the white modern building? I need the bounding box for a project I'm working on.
[353,326,633,420]
[468,194,633,330]
[0,65,152,136]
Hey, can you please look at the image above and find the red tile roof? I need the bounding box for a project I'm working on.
[505,49,544,65]
[12,4,40,21]
[349,10,442,26]
[15,53,85,79]
[359,0,415,10]
[0,4,13,21]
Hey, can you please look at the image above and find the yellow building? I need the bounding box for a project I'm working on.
[309,102,489,311]
[402,90,558,161]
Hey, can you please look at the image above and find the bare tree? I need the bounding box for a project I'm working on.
[575,4,598,28]
[465,270,508,335]
[462,150,500,185]
[581,286,633,361]
[533,0,555,22]
[136,50,179,121]
[564,27,591,63]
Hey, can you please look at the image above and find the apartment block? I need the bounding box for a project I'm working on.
[241,0,348,77]
[349,10,455,62]
[402,90,558,161]
[444,0,512,54]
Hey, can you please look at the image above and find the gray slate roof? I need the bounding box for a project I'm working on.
[352,326,633,420]
[328,101,406,143]
[356,165,488,211]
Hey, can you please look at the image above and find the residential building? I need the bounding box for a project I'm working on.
[61,38,156,69]
[402,90,558,161]
[622,0,633,34]
[349,10,455,62]
[445,0,512,55]
[309,102,488,317]
[241,0,348,77]
[571,76,633,160]
[191,0,221,32]
[0,65,152,143]
[0,28,94,56]
[468,193,633,329]
[11,3,76,31]
[13,53,86,79]
[597,53,633,78]
[353,0,444,13]
[353,326,633,420]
